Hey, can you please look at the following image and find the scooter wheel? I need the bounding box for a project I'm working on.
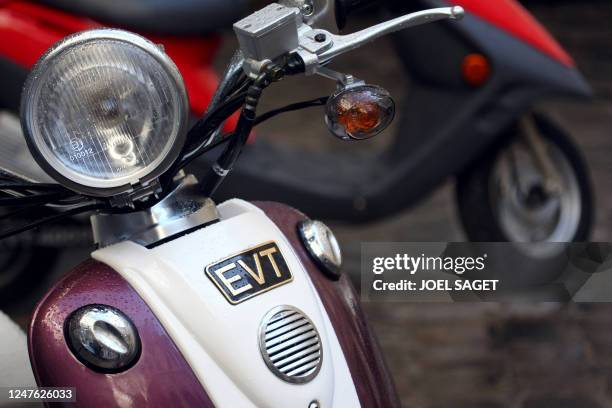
[456,113,594,247]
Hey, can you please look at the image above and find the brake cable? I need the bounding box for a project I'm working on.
[200,69,277,196]
[0,202,106,241]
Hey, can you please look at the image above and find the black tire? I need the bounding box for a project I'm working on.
[456,113,594,243]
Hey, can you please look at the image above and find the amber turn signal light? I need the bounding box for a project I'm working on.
[325,85,395,141]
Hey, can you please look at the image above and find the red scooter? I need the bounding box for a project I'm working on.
[0,0,246,118]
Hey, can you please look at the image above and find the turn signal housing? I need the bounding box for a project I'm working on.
[325,85,395,141]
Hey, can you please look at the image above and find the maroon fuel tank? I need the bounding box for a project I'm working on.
[28,259,214,407]
[29,201,399,407]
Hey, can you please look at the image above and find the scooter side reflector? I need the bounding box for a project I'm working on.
[462,53,491,87]
[451,0,574,67]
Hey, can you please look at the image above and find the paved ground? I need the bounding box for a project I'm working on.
[4,2,612,407]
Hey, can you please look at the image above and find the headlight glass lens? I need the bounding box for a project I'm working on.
[25,34,186,191]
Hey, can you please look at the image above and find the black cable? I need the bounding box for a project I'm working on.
[0,203,105,241]
[228,77,251,99]
[176,95,330,172]
[199,112,254,196]
[200,71,273,196]
[176,75,250,164]
[159,89,250,193]
[177,132,235,171]
[169,61,309,187]
[0,201,53,221]
[0,184,73,207]
[0,192,73,207]
[254,96,329,126]
[183,91,248,155]
[166,56,311,196]
[0,183,67,191]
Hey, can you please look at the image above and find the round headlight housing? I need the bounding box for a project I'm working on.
[21,29,189,198]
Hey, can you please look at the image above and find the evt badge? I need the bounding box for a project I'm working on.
[205,241,293,304]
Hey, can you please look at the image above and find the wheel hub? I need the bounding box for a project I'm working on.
[493,138,582,244]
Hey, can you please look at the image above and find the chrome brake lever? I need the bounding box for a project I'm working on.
[317,6,464,64]
[296,6,464,74]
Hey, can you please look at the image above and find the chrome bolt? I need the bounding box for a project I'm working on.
[298,220,342,279]
[65,304,141,372]
[309,401,321,408]
[301,2,314,16]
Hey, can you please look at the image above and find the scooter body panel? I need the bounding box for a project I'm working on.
[29,200,399,407]
[451,0,574,66]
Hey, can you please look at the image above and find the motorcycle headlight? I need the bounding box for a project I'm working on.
[21,29,188,198]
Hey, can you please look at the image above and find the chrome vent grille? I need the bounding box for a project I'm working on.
[259,306,323,383]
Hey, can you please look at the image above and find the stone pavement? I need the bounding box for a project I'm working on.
[365,302,612,407]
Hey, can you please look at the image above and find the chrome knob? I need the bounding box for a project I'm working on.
[298,219,343,279]
[65,304,141,373]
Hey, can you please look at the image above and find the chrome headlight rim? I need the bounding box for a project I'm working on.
[20,29,189,198]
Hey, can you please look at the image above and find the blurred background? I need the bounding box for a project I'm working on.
[1,0,612,406]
